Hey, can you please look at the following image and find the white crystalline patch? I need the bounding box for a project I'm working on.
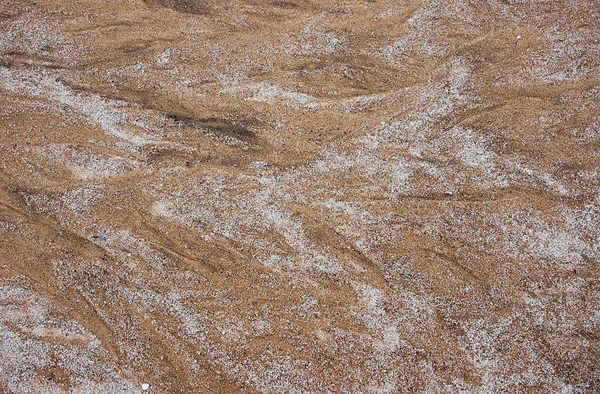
[235,82,321,110]
[353,283,386,316]
[29,326,93,343]
[122,287,316,394]
[583,121,600,141]
[0,281,135,393]
[261,254,296,270]
[356,114,503,193]
[70,158,130,180]
[38,144,139,180]
[151,200,176,220]
[155,49,172,65]
[377,7,401,20]
[380,9,469,65]
[539,173,569,196]
[351,282,411,356]
[216,71,248,88]
[460,316,576,393]
[254,190,342,274]
[454,127,495,168]
[390,163,413,195]
[0,67,155,147]
[283,13,347,56]
[528,24,596,84]
[448,64,472,95]
[380,325,403,353]
[323,198,357,216]
[0,14,64,56]
[59,185,104,216]
[92,227,167,269]
[313,258,343,275]
[530,229,590,266]
[496,207,597,267]
[511,162,570,196]
[312,149,361,173]
[150,175,342,275]
[256,195,305,251]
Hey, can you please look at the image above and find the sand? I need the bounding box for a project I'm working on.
[1,0,599,392]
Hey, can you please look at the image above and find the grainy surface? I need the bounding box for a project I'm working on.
[1,0,599,393]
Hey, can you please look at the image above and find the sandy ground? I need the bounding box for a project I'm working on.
[1,0,599,392]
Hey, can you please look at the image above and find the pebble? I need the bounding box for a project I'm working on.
[142,383,150,391]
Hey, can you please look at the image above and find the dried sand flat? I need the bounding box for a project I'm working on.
[0,0,599,392]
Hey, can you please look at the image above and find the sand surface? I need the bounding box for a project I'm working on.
[1,0,599,392]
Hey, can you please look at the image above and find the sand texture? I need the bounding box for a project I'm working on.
[1,0,599,392]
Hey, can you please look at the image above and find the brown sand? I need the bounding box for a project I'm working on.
[1,0,599,392]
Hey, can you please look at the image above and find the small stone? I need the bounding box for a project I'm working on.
[142,383,150,391]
